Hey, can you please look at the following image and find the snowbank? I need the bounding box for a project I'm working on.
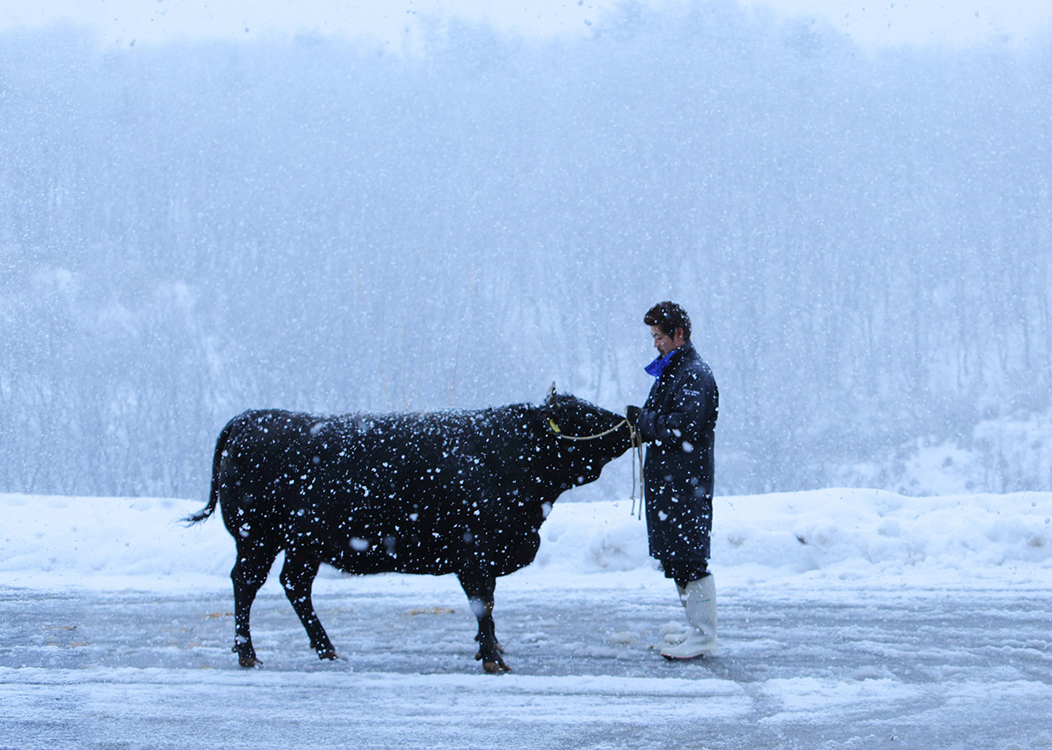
[2,489,1050,594]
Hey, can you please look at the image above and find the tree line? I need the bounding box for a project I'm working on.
[1,2,1050,497]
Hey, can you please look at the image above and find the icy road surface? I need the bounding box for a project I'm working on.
[2,581,1050,750]
[2,490,1051,748]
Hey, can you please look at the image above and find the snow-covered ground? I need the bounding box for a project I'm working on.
[4,488,1050,593]
[2,489,1051,749]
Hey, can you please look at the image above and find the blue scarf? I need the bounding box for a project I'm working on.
[644,348,678,379]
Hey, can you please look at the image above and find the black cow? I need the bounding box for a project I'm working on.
[185,386,633,672]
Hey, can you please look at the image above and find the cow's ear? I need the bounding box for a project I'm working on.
[546,382,558,409]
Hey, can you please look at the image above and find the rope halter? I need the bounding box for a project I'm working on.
[546,413,645,519]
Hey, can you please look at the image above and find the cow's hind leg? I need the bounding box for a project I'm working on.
[279,553,337,661]
[458,572,508,673]
[231,541,279,668]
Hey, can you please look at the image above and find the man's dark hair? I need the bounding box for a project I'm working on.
[644,301,691,341]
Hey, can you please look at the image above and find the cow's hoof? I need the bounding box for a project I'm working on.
[317,649,339,661]
[477,652,510,673]
[233,644,261,668]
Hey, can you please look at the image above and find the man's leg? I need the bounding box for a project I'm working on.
[662,562,717,660]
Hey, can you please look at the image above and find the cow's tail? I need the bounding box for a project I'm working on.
[182,418,237,525]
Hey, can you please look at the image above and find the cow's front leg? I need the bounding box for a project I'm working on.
[280,553,337,661]
[457,571,508,673]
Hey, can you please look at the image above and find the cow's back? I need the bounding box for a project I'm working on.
[216,406,550,576]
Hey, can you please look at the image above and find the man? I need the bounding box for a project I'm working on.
[627,301,719,659]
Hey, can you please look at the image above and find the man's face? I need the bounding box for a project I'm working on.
[650,325,685,356]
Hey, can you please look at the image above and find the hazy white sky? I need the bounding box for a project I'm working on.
[2,0,1051,50]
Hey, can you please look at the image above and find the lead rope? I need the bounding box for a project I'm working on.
[547,416,643,518]
[629,424,644,520]
[548,417,630,441]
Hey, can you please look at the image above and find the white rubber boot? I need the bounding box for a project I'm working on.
[661,575,717,659]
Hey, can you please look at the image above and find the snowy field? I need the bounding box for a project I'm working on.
[5,488,1050,594]
[2,489,1051,748]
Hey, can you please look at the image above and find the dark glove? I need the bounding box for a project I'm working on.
[626,405,642,428]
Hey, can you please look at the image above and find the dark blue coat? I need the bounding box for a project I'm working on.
[638,341,718,564]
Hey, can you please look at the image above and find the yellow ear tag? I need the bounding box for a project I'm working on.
[548,418,561,434]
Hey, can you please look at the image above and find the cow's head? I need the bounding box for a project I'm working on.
[539,383,633,488]
[542,383,630,443]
